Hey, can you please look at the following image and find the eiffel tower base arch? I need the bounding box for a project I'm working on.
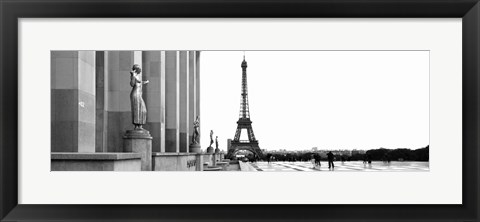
[226,141,263,160]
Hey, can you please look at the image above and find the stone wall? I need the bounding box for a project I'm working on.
[152,153,201,171]
[51,153,142,171]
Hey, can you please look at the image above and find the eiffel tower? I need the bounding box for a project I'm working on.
[227,56,263,159]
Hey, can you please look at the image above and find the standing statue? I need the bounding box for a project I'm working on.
[129,64,149,130]
[215,136,219,149]
[209,130,214,147]
[191,116,200,144]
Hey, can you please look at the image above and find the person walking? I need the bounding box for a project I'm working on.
[327,151,335,170]
[314,154,321,168]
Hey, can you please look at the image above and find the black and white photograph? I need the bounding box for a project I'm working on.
[4,1,478,219]
[51,50,429,172]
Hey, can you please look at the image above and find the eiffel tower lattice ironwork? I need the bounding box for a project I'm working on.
[227,56,263,159]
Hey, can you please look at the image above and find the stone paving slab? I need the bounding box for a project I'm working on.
[246,161,429,172]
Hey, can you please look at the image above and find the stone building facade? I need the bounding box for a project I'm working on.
[50,51,224,171]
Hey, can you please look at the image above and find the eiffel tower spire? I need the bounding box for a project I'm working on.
[239,56,251,119]
[227,55,263,159]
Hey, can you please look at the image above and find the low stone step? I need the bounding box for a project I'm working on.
[204,167,222,171]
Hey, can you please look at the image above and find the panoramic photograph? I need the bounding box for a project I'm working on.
[50,50,429,172]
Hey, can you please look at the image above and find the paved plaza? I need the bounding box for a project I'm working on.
[245,161,429,172]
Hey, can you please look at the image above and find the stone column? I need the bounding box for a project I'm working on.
[179,51,189,153]
[195,52,201,124]
[51,51,96,153]
[104,51,142,152]
[188,51,202,154]
[142,51,166,153]
[165,51,180,153]
[95,51,107,153]
[188,51,197,145]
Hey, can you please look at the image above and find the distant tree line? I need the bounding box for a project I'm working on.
[364,146,429,161]
[262,145,429,162]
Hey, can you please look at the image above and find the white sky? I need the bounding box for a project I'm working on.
[200,51,429,151]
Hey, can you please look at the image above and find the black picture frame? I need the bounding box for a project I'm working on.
[1,0,479,221]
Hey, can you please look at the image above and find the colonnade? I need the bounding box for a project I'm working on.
[51,51,201,154]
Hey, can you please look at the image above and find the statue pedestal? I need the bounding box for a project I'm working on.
[123,129,152,171]
[189,143,202,154]
[206,146,214,154]
[212,152,219,167]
